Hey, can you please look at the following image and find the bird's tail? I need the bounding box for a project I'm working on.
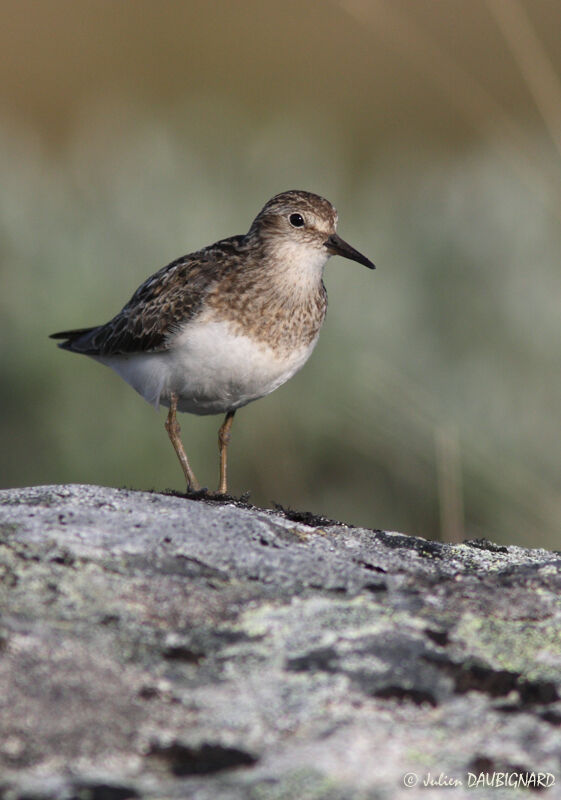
[49,327,99,353]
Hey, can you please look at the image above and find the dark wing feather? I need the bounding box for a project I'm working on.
[50,235,246,356]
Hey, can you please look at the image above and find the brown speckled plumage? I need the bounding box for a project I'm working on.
[51,235,248,355]
[205,256,328,356]
[52,190,340,358]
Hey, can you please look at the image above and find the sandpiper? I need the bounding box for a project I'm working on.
[51,190,374,494]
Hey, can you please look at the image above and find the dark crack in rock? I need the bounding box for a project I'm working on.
[147,741,258,775]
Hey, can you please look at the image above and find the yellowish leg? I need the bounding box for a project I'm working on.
[164,393,200,491]
[217,410,236,495]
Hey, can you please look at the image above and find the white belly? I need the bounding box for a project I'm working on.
[95,317,319,415]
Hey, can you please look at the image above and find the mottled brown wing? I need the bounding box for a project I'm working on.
[51,236,245,356]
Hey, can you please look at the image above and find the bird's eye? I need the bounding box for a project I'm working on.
[289,213,305,228]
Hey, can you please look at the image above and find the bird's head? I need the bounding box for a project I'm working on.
[248,190,374,284]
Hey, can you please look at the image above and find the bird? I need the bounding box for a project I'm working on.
[51,190,374,495]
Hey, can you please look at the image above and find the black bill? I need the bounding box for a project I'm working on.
[325,233,375,269]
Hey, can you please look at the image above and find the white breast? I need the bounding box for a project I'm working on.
[95,316,319,416]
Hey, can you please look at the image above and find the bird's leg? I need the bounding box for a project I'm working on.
[165,393,200,492]
[217,410,236,495]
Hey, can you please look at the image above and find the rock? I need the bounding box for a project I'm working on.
[0,484,559,799]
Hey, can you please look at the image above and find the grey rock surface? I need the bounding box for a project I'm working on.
[0,484,560,800]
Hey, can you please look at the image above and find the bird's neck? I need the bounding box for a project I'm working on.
[265,238,329,297]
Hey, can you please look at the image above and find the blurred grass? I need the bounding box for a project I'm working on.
[1,1,560,549]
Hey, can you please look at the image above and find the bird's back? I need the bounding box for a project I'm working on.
[50,235,248,356]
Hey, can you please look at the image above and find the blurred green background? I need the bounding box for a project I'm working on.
[1,0,560,548]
